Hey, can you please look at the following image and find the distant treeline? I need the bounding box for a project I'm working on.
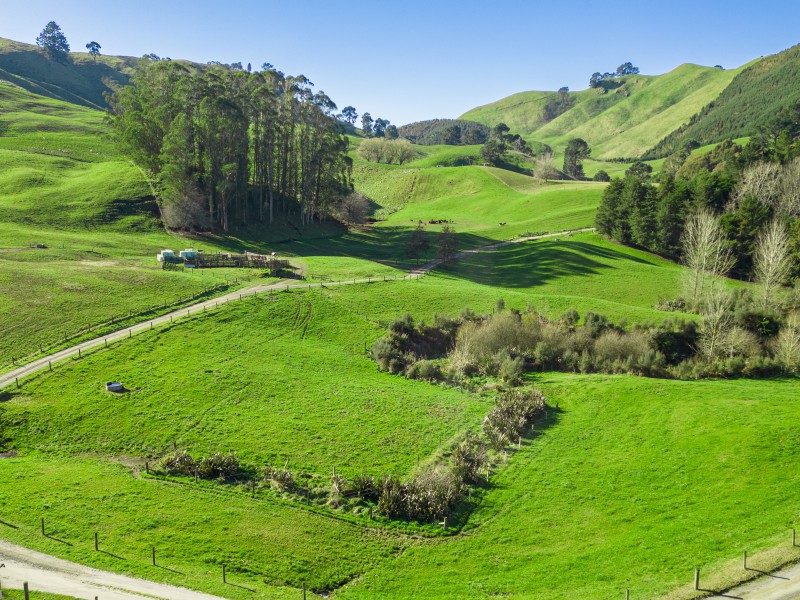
[110,60,352,232]
[645,44,800,159]
[595,109,800,378]
[398,119,489,146]
[598,105,800,281]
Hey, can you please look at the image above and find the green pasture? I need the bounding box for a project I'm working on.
[341,373,800,599]
[325,232,688,325]
[0,456,401,599]
[2,292,489,477]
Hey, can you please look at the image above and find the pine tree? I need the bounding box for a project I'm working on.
[36,21,70,60]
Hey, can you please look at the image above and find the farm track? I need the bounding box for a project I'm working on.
[0,538,226,600]
[0,227,593,390]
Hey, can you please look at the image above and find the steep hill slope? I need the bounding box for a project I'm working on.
[0,37,139,109]
[0,81,155,228]
[646,44,800,158]
[462,63,745,159]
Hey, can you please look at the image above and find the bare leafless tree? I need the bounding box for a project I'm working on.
[733,162,781,209]
[777,157,800,217]
[698,284,734,360]
[681,209,735,306]
[534,151,559,182]
[775,312,800,371]
[753,219,791,309]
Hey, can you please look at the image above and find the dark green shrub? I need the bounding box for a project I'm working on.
[197,451,240,480]
[389,313,415,335]
[350,473,378,502]
[533,341,559,369]
[451,434,488,485]
[584,311,613,337]
[270,468,296,492]
[560,308,580,326]
[743,356,783,377]
[406,360,443,381]
[735,309,781,338]
[499,353,525,384]
[160,449,196,475]
[377,475,404,518]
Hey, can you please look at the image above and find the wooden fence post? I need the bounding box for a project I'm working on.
[794,528,797,547]
[743,550,747,569]
[625,590,629,600]
[94,531,99,551]
[222,563,226,583]
[41,517,45,535]
[694,568,700,590]
[23,582,29,600]
[303,581,307,600]
[152,545,156,566]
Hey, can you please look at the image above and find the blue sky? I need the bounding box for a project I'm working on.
[3,1,800,125]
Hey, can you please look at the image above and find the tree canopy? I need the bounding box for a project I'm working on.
[110,61,352,232]
[563,138,591,179]
[36,21,70,60]
[85,41,101,60]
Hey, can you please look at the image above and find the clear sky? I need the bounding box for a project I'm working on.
[3,1,800,125]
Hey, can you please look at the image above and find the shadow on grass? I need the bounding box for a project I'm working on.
[197,221,497,271]
[155,564,184,575]
[0,519,18,529]
[436,238,657,289]
[745,567,790,580]
[99,549,125,560]
[44,534,72,546]
[226,581,256,592]
[698,590,743,599]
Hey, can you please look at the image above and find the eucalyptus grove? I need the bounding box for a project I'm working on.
[110,60,352,231]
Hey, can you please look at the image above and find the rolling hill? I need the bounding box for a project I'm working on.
[461,63,746,159]
[0,37,138,109]
[646,43,800,158]
[3,32,800,600]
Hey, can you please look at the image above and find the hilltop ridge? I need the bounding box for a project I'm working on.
[461,62,746,159]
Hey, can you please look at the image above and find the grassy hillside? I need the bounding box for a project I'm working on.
[0,83,155,229]
[647,44,800,158]
[0,82,249,366]
[352,161,603,239]
[341,373,800,599]
[325,232,689,325]
[4,292,488,477]
[4,235,798,598]
[0,37,138,109]
[462,63,744,159]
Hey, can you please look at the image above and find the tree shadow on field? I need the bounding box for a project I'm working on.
[203,222,496,271]
[436,238,657,289]
[697,590,742,599]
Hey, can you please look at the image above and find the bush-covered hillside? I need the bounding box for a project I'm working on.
[398,119,490,145]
